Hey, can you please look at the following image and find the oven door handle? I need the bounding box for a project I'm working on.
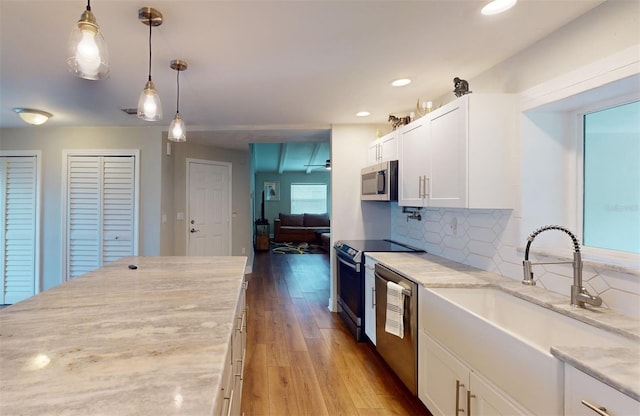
[336,254,360,272]
[375,272,412,297]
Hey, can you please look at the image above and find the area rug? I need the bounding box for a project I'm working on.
[271,241,326,254]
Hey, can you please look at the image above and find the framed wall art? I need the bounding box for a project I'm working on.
[264,181,280,201]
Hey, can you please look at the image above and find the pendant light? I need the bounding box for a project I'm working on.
[168,60,188,142]
[137,7,163,121]
[67,0,109,80]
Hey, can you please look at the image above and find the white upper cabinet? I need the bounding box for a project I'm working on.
[398,117,431,207]
[398,94,516,208]
[367,131,399,164]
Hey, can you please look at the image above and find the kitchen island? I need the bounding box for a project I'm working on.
[0,256,247,415]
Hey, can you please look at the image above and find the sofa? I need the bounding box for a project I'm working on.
[274,213,330,243]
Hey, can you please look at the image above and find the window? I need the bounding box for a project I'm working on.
[582,100,639,254]
[291,184,327,214]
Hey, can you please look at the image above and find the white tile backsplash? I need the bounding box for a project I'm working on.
[391,205,640,318]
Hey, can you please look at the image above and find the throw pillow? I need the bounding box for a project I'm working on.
[304,213,330,227]
[279,213,304,226]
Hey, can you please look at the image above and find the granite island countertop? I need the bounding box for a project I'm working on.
[367,252,640,402]
[0,256,247,415]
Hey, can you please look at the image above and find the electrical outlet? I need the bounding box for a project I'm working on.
[241,247,246,254]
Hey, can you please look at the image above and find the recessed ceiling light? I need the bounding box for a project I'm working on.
[13,108,53,125]
[391,78,411,87]
[481,0,517,15]
[356,111,370,117]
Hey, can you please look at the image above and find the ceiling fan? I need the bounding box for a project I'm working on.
[304,159,331,170]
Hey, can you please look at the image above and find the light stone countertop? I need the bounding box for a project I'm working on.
[0,256,247,416]
[366,252,640,401]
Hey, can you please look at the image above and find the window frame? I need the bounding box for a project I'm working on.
[290,183,328,215]
[575,94,640,265]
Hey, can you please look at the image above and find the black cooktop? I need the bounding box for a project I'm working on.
[335,239,424,253]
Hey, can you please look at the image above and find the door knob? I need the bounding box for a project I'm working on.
[190,228,199,233]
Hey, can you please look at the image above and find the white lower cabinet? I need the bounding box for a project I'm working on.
[217,279,248,416]
[419,332,529,416]
[564,365,640,416]
[364,255,377,345]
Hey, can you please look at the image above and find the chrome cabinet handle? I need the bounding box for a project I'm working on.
[581,400,610,416]
[455,380,465,414]
[467,390,476,416]
[372,286,376,308]
[424,176,430,198]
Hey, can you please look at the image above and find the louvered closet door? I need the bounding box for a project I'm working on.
[1,156,37,304]
[66,155,135,279]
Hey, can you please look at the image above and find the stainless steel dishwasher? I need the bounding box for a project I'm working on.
[375,263,418,396]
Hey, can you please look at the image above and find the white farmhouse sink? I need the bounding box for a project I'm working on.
[429,287,635,351]
[421,287,635,415]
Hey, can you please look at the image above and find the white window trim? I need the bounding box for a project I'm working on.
[0,150,42,295]
[519,45,640,272]
[575,95,640,268]
[61,149,140,281]
[290,183,328,214]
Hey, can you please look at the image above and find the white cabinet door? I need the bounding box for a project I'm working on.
[420,333,528,416]
[470,372,530,416]
[379,131,398,162]
[364,256,376,345]
[367,131,399,164]
[429,101,467,208]
[419,332,469,416]
[565,365,640,416]
[398,118,430,207]
[428,94,516,209]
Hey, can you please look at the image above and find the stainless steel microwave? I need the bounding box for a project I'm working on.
[361,160,398,201]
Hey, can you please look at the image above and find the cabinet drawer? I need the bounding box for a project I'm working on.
[565,365,640,416]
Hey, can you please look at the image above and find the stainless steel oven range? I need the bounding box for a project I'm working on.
[333,239,423,342]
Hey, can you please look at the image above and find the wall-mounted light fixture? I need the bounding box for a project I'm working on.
[168,59,188,142]
[13,108,53,126]
[67,0,109,80]
[137,7,163,121]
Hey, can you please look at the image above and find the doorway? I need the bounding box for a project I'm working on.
[186,158,232,256]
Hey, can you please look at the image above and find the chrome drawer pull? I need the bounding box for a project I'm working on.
[455,380,465,414]
[581,400,609,416]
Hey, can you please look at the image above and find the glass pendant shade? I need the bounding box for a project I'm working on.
[137,80,162,121]
[168,113,186,142]
[67,8,109,80]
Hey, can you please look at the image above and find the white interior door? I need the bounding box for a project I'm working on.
[64,151,139,280]
[0,154,39,304]
[187,159,231,256]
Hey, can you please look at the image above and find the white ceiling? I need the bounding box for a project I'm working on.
[1,0,603,156]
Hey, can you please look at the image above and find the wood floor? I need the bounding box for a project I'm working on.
[241,250,432,416]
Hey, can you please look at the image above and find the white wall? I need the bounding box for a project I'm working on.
[0,126,164,290]
[391,0,640,318]
[329,123,389,311]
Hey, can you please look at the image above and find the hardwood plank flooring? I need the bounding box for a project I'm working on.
[241,251,432,416]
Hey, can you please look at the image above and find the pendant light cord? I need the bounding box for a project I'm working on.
[147,17,152,82]
[86,0,91,11]
[176,69,180,114]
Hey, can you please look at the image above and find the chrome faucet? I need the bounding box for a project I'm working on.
[522,225,602,308]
